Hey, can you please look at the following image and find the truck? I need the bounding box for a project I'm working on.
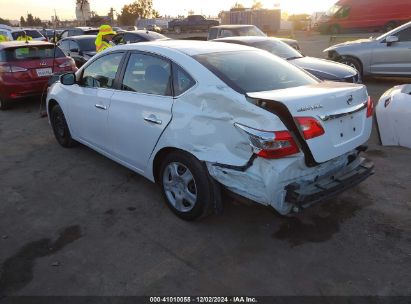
[318,0,411,34]
[168,15,219,34]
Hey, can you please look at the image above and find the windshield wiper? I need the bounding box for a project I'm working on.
[287,56,303,60]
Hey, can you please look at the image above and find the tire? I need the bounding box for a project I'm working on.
[329,24,340,35]
[159,151,218,220]
[384,21,397,33]
[174,26,181,34]
[0,98,9,111]
[50,104,76,148]
[339,56,363,76]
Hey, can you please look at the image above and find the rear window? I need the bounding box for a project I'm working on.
[3,45,65,61]
[194,50,318,94]
[12,30,43,39]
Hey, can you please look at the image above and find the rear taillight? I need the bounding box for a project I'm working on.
[0,64,28,73]
[366,96,374,118]
[234,123,300,159]
[295,117,325,140]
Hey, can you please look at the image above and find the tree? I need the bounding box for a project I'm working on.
[252,0,263,10]
[118,0,155,26]
[20,16,26,26]
[0,18,11,26]
[26,14,35,26]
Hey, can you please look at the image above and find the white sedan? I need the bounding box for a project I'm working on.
[47,40,374,220]
[376,84,411,149]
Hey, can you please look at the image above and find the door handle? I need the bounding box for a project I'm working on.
[95,104,107,110]
[144,115,162,125]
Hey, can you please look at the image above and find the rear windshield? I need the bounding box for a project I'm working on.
[236,26,266,37]
[2,45,65,61]
[12,30,43,39]
[194,50,318,93]
[254,40,303,60]
[84,30,99,35]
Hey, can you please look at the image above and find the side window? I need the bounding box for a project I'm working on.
[121,53,172,96]
[173,64,195,96]
[61,31,69,38]
[208,28,218,39]
[336,6,350,19]
[80,52,124,89]
[0,50,6,62]
[220,30,234,38]
[58,40,70,51]
[69,41,79,51]
[125,33,142,43]
[397,27,411,42]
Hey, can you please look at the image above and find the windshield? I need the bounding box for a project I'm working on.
[78,38,97,51]
[236,26,266,37]
[194,50,317,94]
[12,30,43,39]
[4,45,65,61]
[254,40,303,60]
[325,4,342,17]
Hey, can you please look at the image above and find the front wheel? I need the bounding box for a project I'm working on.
[340,57,362,76]
[159,151,218,220]
[50,104,76,148]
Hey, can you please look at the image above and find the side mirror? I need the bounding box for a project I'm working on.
[386,35,399,46]
[60,73,76,85]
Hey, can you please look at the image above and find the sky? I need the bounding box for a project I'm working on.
[0,0,337,20]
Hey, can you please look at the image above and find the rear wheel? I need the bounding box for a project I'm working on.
[0,98,9,111]
[340,56,362,76]
[50,104,76,148]
[329,24,341,35]
[159,151,218,220]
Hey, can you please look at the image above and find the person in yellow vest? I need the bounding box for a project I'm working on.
[95,25,116,53]
[16,33,33,41]
[0,34,9,42]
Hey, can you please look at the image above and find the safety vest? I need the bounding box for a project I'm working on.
[16,35,33,41]
[0,35,8,42]
[96,40,111,53]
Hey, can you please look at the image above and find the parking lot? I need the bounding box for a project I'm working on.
[0,32,411,296]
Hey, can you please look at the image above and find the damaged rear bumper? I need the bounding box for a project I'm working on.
[285,158,374,210]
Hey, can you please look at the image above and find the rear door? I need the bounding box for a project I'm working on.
[371,26,411,75]
[108,52,174,172]
[66,52,125,151]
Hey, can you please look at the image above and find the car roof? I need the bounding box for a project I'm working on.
[61,35,97,41]
[0,41,53,49]
[211,25,256,29]
[113,39,255,56]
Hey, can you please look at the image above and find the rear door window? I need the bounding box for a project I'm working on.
[172,64,195,96]
[397,27,411,42]
[121,53,172,96]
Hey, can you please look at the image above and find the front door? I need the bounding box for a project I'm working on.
[66,52,124,152]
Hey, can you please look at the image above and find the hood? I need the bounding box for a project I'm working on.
[290,56,357,81]
[324,38,373,52]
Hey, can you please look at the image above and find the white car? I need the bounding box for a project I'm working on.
[46,40,374,220]
[0,25,46,41]
[376,85,411,149]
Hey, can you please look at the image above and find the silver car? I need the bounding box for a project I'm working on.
[324,21,411,77]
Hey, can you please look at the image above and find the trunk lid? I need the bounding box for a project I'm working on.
[247,82,372,163]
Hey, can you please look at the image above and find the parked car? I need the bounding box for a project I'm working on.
[324,21,411,77]
[112,30,168,45]
[168,15,219,34]
[375,85,411,149]
[59,27,99,40]
[318,0,411,34]
[0,27,47,41]
[0,41,77,110]
[214,36,360,83]
[46,40,374,220]
[57,35,97,68]
[208,25,301,50]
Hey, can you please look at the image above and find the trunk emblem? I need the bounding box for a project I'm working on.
[297,104,323,112]
[347,95,354,105]
[39,61,47,66]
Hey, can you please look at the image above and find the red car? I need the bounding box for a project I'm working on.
[0,41,77,110]
[319,0,411,34]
